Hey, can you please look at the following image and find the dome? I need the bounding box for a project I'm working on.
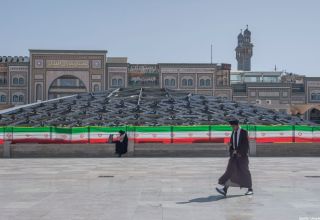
[244,28,251,36]
[237,32,244,39]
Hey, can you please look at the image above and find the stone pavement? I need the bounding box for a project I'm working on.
[0,158,319,220]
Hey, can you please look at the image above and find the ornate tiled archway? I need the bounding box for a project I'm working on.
[47,74,88,99]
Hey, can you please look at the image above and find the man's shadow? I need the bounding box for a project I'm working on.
[176,194,246,204]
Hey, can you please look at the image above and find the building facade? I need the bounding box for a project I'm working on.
[231,71,307,113]
[230,70,320,123]
[230,27,318,119]
[29,50,107,102]
[159,63,231,97]
[1,47,319,124]
[304,78,320,123]
[0,50,232,109]
[106,57,128,89]
[106,61,232,98]
[128,64,160,88]
[0,56,29,108]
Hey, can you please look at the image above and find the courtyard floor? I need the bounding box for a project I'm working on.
[0,158,319,220]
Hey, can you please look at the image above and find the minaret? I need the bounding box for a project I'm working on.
[235,25,253,71]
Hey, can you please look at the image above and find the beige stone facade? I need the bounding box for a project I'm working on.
[0,51,232,108]
[105,61,232,99]
[29,50,107,102]
[0,56,29,108]
[159,63,231,98]
[1,50,320,124]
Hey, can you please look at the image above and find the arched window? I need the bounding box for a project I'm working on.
[187,79,193,86]
[18,95,24,102]
[93,84,99,92]
[48,75,87,99]
[19,77,24,85]
[311,92,320,101]
[164,79,169,86]
[13,77,19,85]
[170,79,175,86]
[13,95,18,102]
[205,79,210,86]
[182,79,187,86]
[118,79,123,86]
[111,78,117,86]
[310,108,320,124]
[0,95,6,102]
[36,84,42,101]
[200,79,205,86]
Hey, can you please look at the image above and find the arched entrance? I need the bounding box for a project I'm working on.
[48,75,87,99]
[310,108,320,124]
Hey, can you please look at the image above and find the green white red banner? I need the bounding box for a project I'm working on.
[0,125,319,144]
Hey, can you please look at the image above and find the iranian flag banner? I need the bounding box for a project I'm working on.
[294,125,313,143]
[0,127,5,144]
[255,125,293,143]
[210,125,233,143]
[89,126,127,143]
[1,125,320,144]
[51,127,72,143]
[134,126,171,144]
[313,126,320,142]
[70,127,89,143]
[6,127,51,143]
[172,126,210,143]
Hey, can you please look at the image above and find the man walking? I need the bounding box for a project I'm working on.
[216,119,253,196]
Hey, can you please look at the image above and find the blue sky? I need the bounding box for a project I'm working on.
[1,0,319,76]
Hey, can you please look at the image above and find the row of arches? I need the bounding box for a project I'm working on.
[0,77,26,85]
[0,93,25,103]
[38,75,214,100]
[164,78,176,86]
[45,76,102,100]
[109,77,212,88]
[47,76,89,99]
[311,91,320,101]
[12,77,25,85]
[111,78,123,87]
[164,78,211,87]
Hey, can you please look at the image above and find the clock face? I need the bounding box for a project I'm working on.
[35,59,44,68]
[92,60,102,69]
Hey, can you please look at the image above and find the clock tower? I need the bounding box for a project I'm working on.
[236,25,253,71]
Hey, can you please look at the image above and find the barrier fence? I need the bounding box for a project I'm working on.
[1,125,320,144]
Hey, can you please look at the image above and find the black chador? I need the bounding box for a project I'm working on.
[113,130,128,157]
[216,120,253,196]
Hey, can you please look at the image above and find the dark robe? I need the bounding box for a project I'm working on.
[218,129,252,188]
[114,134,128,155]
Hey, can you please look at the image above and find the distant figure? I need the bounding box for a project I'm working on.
[113,130,128,157]
[216,119,253,196]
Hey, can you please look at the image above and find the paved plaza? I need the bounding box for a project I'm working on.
[0,158,319,220]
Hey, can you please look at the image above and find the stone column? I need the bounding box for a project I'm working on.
[249,140,256,156]
[3,141,11,158]
[127,131,135,156]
